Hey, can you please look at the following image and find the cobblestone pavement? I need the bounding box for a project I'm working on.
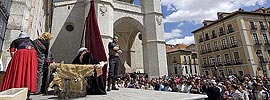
[30,88,207,100]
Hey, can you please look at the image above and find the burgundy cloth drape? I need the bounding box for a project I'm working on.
[85,0,108,88]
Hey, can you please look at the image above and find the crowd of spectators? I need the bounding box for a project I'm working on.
[116,73,270,100]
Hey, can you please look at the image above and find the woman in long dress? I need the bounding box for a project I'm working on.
[0,32,38,93]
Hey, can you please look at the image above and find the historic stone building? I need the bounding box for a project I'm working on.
[166,44,199,76]
[193,7,270,77]
[1,0,53,70]
[51,0,168,78]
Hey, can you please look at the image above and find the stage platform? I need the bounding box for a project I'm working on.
[30,88,207,100]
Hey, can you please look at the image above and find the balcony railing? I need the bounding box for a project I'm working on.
[203,63,208,67]
[250,25,257,30]
[213,47,219,52]
[205,37,210,41]
[221,45,229,50]
[232,58,242,65]
[217,62,223,66]
[224,60,231,66]
[227,29,234,34]
[229,42,238,48]
[254,40,262,45]
[261,25,267,30]
[206,49,212,53]
[211,35,217,39]
[219,31,225,36]
[264,40,270,45]
[201,50,206,54]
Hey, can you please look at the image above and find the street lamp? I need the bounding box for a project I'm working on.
[256,50,266,77]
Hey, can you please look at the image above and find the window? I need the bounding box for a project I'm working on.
[227,23,234,33]
[217,55,221,65]
[184,56,186,64]
[205,71,209,75]
[209,56,215,66]
[205,33,209,40]
[188,56,191,64]
[185,66,188,74]
[259,21,265,30]
[253,33,259,44]
[227,68,233,75]
[229,36,236,47]
[203,58,207,66]
[237,68,244,76]
[267,50,270,57]
[219,70,224,76]
[174,66,178,74]
[221,38,227,49]
[262,34,269,44]
[201,45,205,53]
[224,54,230,64]
[207,43,211,52]
[211,30,216,38]
[234,52,240,64]
[214,41,219,51]
[199,35,203,42]
[250,21,256,29]
[173,56,177,63]
[219,27,224,36]
[190,65,193,74]
[194,66,197,73]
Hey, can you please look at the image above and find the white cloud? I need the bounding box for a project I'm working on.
[166,35,195,45]
[164,28,183,40]
[177,22,184,28]
[161,0,266,24]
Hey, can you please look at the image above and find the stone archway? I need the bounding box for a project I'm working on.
[113,17,144,74]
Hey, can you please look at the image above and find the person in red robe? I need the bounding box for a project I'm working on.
[0,32,38,93]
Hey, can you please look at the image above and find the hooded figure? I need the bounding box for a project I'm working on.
[72,47,106,95]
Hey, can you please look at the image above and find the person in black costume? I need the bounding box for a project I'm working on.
[72,47,107,95]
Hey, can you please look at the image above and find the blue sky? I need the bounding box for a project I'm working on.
[135,0,270,45]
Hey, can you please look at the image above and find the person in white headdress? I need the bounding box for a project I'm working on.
[0,31,38,94]
[72,47,107,95]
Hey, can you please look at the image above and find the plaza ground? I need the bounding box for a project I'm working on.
[30,88,207,100]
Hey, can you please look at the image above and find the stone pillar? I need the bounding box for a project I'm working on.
[141,0,168,78]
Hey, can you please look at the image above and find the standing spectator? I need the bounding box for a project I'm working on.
[227,84,245,100]
[107,36,122,91]
[33,32,53,94]
[0,32,38,93]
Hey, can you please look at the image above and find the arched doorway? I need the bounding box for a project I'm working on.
[113,17,144,74]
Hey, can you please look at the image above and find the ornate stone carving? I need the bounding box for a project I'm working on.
[156,16,162,25]
[99,4,107,16]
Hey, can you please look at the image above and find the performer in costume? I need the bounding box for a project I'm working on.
[72,47,107,95]
[0,32,38,93]
[107,36,122,91]
[33,32,53,94]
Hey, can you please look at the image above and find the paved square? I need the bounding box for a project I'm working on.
[30,88,207,100]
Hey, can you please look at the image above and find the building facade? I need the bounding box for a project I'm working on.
[0,0,11,56]
[166,44,199,76]
[192,7,270,77]
[1,0,53,70]
[51,0,168,78]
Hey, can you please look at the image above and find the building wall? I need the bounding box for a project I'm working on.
[167,50,199,76]
[2,0,50,70]
[194,9,270,77]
